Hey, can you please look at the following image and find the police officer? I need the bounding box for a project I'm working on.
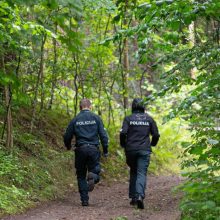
[64,98,108,206]
[120,98,160,209]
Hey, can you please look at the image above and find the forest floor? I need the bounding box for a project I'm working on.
[2,175,183,220]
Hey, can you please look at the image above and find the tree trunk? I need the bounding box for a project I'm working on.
[73,54,79,117]
[122,0,129,112]
[30,34,46,132]
[48,24,58,109]
[1,56,13,149]
[123,37,129,110]
[4,85,13,149]
[40,34,47,111]
[189,22,196,79]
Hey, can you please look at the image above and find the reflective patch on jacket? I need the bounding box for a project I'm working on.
[130,121,149,126]
[76,120,96,126]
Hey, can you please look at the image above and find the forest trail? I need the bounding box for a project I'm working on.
[2,176,182,220]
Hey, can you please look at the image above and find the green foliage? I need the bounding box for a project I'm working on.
[0,110,75,216]
[110,0,220,218]
[0,149,26,184]
[0,184,29,214]
[149,120,187,174]
[178,174,220,220]
[101,123,128,180]
[149,119,183,174]
[126,0,220,218]
[0,148,30,213]
[144,91,190,174]
[160,51,220,219]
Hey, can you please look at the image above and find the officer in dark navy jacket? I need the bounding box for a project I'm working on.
[120,98,160,209]
[64,99,108,206]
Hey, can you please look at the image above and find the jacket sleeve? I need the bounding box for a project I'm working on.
[120,117,129,148]
[150,118,160,146]
[97,117,109,154]
[63,120,75,150]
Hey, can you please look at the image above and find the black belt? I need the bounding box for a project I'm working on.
[77,143,98,148]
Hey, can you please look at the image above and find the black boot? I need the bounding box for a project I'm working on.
[137,196,144,209]
[130,198,137,206]
[82,201,89,206]
[87,172,95,192]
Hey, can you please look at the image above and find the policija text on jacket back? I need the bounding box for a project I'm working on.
[63,98,108,206]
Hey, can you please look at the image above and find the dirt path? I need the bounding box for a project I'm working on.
[2,176,182,220]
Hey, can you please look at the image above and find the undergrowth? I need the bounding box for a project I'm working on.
[0,109,75,216]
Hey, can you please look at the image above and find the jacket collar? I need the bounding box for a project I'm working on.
[132,110,144,114]
[81,109,90,112]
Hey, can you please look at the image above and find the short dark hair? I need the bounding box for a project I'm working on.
[132,98,145,113]
[80,98,91,110]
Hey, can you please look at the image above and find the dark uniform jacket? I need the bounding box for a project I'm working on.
[120,111,160,152]
[64,109,108,153]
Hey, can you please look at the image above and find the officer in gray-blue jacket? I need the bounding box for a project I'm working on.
[120,98,160,209]
[64,99,108,206]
